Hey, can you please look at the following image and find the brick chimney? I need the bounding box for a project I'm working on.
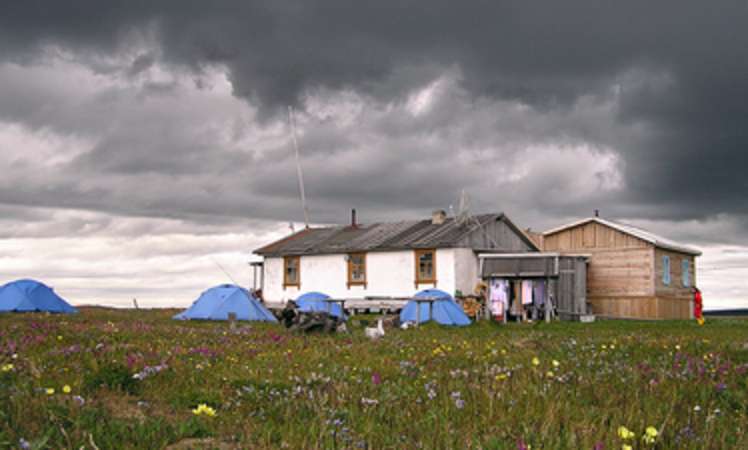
[432,209,447,225]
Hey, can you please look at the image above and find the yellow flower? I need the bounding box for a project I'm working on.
[45,388,55,395]
[192,403,216,417]
[545,371,554,378]
[697,317,705,326]
[63,385,72,394]
[552,360,560,368]
[531,357,540,366]
[622,445,632,450]
[57,335,63,341]
[617,426,635,440]
[1,363,13,372]
[643,426,658,444]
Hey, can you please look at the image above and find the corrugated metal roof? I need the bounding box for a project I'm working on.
[255,213,508,256]
[542,217,702,256]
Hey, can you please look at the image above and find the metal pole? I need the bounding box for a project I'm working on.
[289,106,310,229]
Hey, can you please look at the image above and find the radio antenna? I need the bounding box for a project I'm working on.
[211,257,239,285]
[289,106,310,228]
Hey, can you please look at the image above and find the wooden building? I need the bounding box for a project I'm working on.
[542,217,701,320]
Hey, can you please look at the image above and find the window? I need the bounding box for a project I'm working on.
[283,256,300,288]
[415,249,436,286]
[347,253,367,288]
[682,259,690,287]
[662,255,671,286]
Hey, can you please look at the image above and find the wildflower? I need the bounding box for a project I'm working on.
[694,405,701,412]
[617,426,635,440]
[73,395,86,406]
[1,363,13,372]
[531,357,540,366]
[192,403,216,417]
[371,372,381,385]
[622,445,632,450]
[642,426,658,444]
[63,385,72,394]
[45,388,55,395]
[455,398,465,409]
[546,371,554,378]
[19,438,31,450]
[57,335,63,341]
[360,397,379,406]
[552,360,560,368]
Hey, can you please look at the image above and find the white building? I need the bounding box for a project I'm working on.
[253,210,538,304]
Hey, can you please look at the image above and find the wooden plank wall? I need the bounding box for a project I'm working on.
[654,248,696,298]
[461,218,534,252]
[589,296,692,319]
[543,221,648,251]
[544,221,654,298]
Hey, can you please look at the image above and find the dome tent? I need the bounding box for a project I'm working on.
[174,284,277,322]
[295,291,346,319]
[0,279,78,314]
[400,288,471,326]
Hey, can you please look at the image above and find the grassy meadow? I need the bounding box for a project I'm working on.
[0,308,746,449]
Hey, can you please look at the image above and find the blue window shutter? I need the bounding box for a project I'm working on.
[682,260,690,287]
[662,256,671,285]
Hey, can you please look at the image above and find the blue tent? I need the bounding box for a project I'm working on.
[174,284,277,322]
[400,289,471,326]
[0,279,78,314]
[295,291,346,319]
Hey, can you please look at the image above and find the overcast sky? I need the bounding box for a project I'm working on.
[1,1,746,309]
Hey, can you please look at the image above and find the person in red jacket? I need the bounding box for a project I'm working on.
[693,287,705,325]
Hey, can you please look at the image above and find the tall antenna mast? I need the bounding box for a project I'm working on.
[289,106,310,229]
[211,257,239,285]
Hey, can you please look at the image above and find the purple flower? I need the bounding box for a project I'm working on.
[371,372,381,385]
[593,442,604,450]
[455,399,465,409]
[73,395,86,406]
[19,438,31,449]
[715,382,727,392]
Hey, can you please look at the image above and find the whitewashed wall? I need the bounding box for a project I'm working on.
[453,248,479,296]
[262,248,478,304]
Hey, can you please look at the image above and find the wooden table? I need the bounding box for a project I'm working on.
[321,299,346,316]
[412,298,438,326]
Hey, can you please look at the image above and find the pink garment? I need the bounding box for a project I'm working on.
[490,279,508,315]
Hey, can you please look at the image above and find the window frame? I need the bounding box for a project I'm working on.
[347,252,367,288]
[283,256,301,288]
[414,249,437,287]
[682,259,690,287]
[662,255,671,286]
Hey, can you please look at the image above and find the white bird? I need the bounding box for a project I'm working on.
[365,319,385,340]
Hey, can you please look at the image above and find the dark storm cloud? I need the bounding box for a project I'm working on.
[1,0,748,229]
